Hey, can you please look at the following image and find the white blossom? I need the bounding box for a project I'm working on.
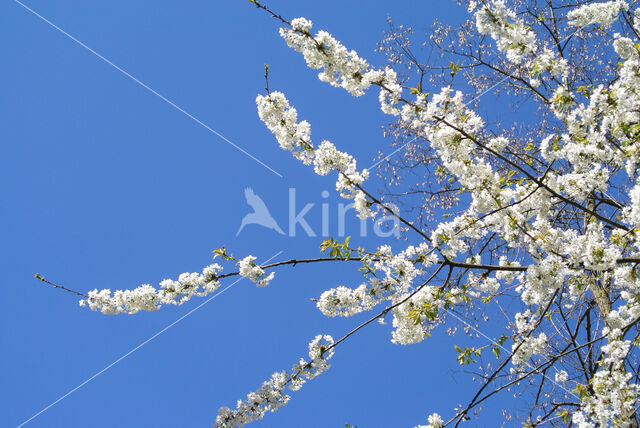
[215,335,334,427]
[567,1,628,28]
[78,263,223,314]
[415,412,444,428]
[256,91,374,218]
[512,333,548,367]
[554,370,568,383]
[280,18,375,96]
[475,0,536,63]
[238,255,274,287]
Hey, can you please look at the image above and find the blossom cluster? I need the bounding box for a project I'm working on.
[572,335,639,427]
[280,17,403,112]
[416,412,444,428]
[567,0,628,28]
[475,0,568,86]
[238,255,274,287]
[280,18,392,98]
[511,332,548,367]
[475,0,536,62]
[78,253,278,314]
[256,91,373,218]
[315,242,466,345]
[78,263,222,314]
[315,243,437,321]
[214,335,334,427]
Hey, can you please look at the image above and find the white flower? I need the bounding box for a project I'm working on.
[475,1,536,63]
[427,412,444,427]
[572,412,596,428]
[215,335,334,427]
[256,91,313,163]
[512,333,548,367]
[79,263,223,314]
[575,335,639,426]
[555,370,568,383]
[567,1,628,28]
[256,92,374,219]
[280,18,373,96]
[238,255,275,287]
[378,67,402,115]
[317,283,380,317]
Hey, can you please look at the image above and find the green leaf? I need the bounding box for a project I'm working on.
[449,61,461,75]
[557,410,570,424]
[492,346,501,359]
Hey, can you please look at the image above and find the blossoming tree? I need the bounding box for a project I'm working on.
[38,0,640,426]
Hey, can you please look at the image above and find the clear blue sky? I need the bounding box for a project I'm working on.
[1,1,509,426]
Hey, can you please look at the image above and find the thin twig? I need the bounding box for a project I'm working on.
[34,273,89,298]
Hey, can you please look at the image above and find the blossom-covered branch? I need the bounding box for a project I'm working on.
[40,0,640,425]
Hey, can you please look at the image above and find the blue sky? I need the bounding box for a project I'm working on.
[1,1,511,426]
